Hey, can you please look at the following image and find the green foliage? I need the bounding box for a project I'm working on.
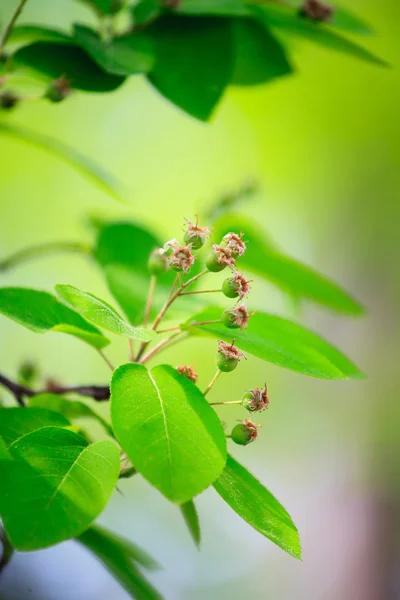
[29,394,113,437]
[56,284,155,342]
[8,25,73,45]
[111,363,227,502]
[214,455,301,559]
[180,500,201,548]
[186,307,363,379]
[0,287,110,348]
[0,427,120,550]
[0,407,70,446]
[213,214,365,315]
[77,525,162,600]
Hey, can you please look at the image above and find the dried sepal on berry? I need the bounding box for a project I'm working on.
[177,365,198,384]
[222,272,251,300]
[241,384,269,413]
[217,340,246,372]
[184,217,211,250]
[45,76,71,103]
[221,304,250,330]
[222,232,246,258]
[299,0,334,22]
[206,244,236,272]
[231,419,260,446]
[168,243,195,274]
[148,248,169,275]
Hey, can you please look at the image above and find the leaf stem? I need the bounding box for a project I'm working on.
[0,0,29,57]
[189,319,221,327]
[143,275,156,328]
[0,241,92,272]
[139,332,183,365]
[203,370,222,397]
[209,400,241,406]
[179,289,222,296]
[128,338,135,362]
[98,349,115,372]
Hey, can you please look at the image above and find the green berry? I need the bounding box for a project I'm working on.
[45,77,70,103]
[216,352,238,372]
[221,310,240,329]
[231,420,258,445]
[222,277,239,298]
[184,231,203,249]
[148,249,169,275]
[206,251,226,272]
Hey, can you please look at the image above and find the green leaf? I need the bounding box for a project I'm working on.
[131,0,161,26]
[76,0,125,15]
[8,25,73,45]
[0,123,126,203]
[282,0,374,35]
[0,427,120,550]
[213,214,365,315]
[252,5,388,67]
[111,363,227,503]
[56,284,154,342]
[74,25,155,76]
[13,43,126,91]
[77,525,162,600]
[213,454,301,559]
[0,407,70,447]
[180,500,201,548]
[29,394,113,437]
[185,307,364,379]
[0,287,110,349]
[231,18,292,86]
[147,16,233,121]
[0,437,11,460]
[175,0,249,16]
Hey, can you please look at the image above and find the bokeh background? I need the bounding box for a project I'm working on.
[0,0,399,598]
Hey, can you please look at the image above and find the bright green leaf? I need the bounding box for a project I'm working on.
[74,25,155,76]
[111,363,227,503]
[78,525,162,600]
[282,0,374,34]
[0,287,110,349]
[147,16,233,121]
[180,500,201,548]
[0,437,11,460]
[56,284,154,342]
[252,5,387,67]
[213,454,301,559]
[29,394,113,437]
[0,123,126,203]
[185,307,364,379]
[176,0,249,16]
[8,25,73,45]
[0,407,70,447]
[231,18,293,85]
[213,214,365,315]
[13,43,126,92]
[0,427,120,550]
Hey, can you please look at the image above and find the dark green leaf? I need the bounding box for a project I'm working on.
[176,0,249,16]
[13,43,126,91]
[74,25,155,76]
[8,25,73,45]
[185,307,364,379]
[213,454,301,559]
[147,16,233,121]
[76,0,125,15]
[252,5,387,67]
[131,0,161,26]
[0,287,110,349]
[180,500,201,548]
[0,123,126,203]
[29,394,113,437]
[213,214,365,315]
[0,407,70,447]
[56,284,155,342]
[0,427,120,550]
[111,363,227,503]
[231,18,292,85]
[78,525,162,600]
[0,437,11,460]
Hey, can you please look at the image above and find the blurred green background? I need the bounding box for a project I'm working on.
[0,0,399,598]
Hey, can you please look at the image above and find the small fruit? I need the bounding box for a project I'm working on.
[184,217,210,250]
[241,385,269,412]
[169,244,195,273]
[231,419,259,446]
[216,340,246,372]
[45,76,71,103]
[222,272,251,299]
[206,244,235,272]
[148,248,169,275]
[0,92,19,110]
[177,365,198,384]
[222,232,246,258]
[221,305,250,330]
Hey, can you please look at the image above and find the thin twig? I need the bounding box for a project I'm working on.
[209,400,241,406]
[139,332,182,365]
[179,289,222,296]
[203,370,222,397]
[143,275,156,328]
[98,349,115,372]
[128,338,135,362]
[0,372,110,403]
[0,0,30,57]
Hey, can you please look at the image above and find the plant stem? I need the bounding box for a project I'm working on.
[98,349,115,372]
[0,372,110,402]
[128,338,134,362]
[156,325,182,333]
[0,528,14,574]
[143,275,156,328]
[189,319,221,327]
[179,289,222,296]
[139,332,182,365]
[203,370,222,397]
[0,241,91,272]
[209,400,241,406]
[0,0,29,57]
